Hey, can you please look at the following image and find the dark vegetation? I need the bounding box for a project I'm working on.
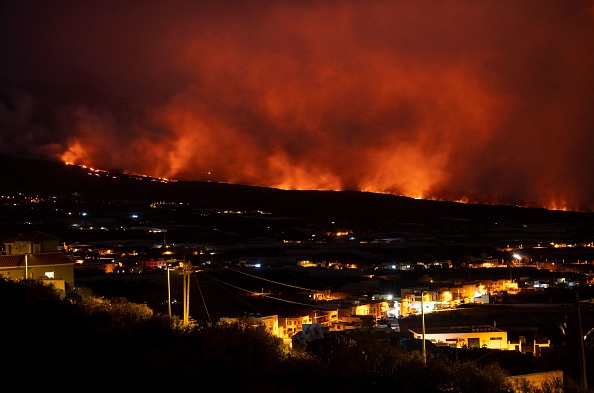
[1,277,589,392]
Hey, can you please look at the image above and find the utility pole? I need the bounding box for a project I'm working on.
[182,252,192,325]
[421,290,427,364]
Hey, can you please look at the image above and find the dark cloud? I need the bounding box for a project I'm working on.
[1,0,594,211]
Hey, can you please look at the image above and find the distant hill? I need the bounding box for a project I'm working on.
[1,153,592,226]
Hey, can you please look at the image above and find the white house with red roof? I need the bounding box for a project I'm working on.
[0,231,75,290]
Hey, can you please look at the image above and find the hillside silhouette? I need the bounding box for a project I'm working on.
[1,153,592,227]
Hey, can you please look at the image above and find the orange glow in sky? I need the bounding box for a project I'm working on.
[2,1,594,211]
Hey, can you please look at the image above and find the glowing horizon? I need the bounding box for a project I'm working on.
[62,159,580,212]
[2,1,594,212]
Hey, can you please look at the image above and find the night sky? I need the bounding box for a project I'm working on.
[1,1,594,211]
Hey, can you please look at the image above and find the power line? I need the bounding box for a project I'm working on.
[197,271,265,314]
[199,270,319,308]
[213,262,322,292]
[193,272,211,324]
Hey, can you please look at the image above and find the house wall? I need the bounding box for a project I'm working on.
[7,241,32,255]
[42,279,67,291]
[0,265,74,289]
[417,330,508,349]
[7,239,60,255]
[279,315,311,336]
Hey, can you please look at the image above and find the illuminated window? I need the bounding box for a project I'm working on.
[45,271,54,279]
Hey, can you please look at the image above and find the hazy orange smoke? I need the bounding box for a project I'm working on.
[2,1,594,211]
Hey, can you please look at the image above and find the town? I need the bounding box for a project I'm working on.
[1,156,593,390]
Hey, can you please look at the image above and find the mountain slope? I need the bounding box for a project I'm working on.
[1,153,592,226]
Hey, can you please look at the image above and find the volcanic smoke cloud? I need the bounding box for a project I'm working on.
[1,1,594,211]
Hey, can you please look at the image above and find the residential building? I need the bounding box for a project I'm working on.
[409,324,508,350]
[0,231,75,290]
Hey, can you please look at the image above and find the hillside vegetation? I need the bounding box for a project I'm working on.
[1,277,580,392]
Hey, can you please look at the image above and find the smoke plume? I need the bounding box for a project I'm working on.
[1,1,594,211]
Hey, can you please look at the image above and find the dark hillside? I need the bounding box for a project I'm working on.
[1,153,592,226]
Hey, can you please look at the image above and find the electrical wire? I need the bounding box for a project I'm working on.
[193,272,211,324]
[196,270,266,315]
[212,261,321,292]
[190,261,331,321]
[199,270,320,308]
